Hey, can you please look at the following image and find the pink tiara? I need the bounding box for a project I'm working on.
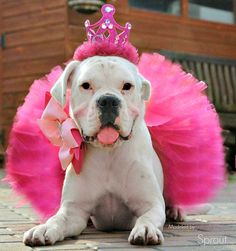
[85,4,132,46]
[73,4,139,64]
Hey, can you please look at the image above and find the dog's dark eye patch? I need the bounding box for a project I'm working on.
[122,83,133,91]
[81,82,91,90]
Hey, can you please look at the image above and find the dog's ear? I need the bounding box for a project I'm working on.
[140,75,151,101]
[50,60,80,107]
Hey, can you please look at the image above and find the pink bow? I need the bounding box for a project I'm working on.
[38,93,85,174]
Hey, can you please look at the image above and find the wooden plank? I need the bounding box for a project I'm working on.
[2,108,22,127]
[67,40,85,58]
[1,125,11,146]
[181,60,190,72]
[188,61,196,76]
[68,25,86,42]
[209,64,221,107]
[2,75,42,93]
[2,41,64,62]
[0,243,32,251]
[202,62,213,102]
[130,31,236,60]
[195,62,204,81]
[217,65,228,105]
[224,65,235,105]
[3,109,17,123]
[2,92,26,109]
[230,66,236,103]
[3,0,66,18]
[5,24,65,48]
[116,13,236,47]
[3,8,65,33]
[64,0,70,59]
[3,56,64,78]
[115,0,128,10]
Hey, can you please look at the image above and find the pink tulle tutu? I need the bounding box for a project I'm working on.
[140,53,225,206]
[73,41,139,65]
[5,52,225,219]
[5,67,65,219]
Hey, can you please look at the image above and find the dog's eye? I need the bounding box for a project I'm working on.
[81,82,91,90]
[122,83,133,91]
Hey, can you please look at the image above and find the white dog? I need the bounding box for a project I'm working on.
[23,56,166,246]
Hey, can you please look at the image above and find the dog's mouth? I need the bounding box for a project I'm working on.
[97,126,120,145]
[82,123,132,146]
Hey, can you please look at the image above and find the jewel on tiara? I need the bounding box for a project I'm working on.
[85,4,132,46]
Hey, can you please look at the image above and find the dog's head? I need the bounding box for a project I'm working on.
[51,56,150,147]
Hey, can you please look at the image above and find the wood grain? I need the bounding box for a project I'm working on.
[3,8,65,33]
[1,1,67,143]
[3,56,64,78]
[2,75,42,93]
[2,0,66,18]
[3,41,64,62]
[209,63,221,106]
[5,24,65,48]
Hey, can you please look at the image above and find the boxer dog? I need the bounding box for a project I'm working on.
[23,56,166,246]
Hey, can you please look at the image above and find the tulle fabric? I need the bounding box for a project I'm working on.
[73,41,139,65]
[5,53,225,219]
[139,53,225,206]
[5,67,65,220]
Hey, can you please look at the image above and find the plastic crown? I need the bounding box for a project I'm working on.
[85,4,132,46]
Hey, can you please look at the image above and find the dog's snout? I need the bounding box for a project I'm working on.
[97,95,120,108]
[97,95,121,126]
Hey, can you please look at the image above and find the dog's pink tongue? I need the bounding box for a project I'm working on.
[97,127,119,145]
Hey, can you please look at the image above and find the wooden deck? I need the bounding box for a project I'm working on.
[1,169,236,251]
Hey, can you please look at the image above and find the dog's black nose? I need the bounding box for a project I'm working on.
[97,95,120,108]
[97,95,121,126]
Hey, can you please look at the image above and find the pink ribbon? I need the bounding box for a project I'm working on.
[38,92,85,174]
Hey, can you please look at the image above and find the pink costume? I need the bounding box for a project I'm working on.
[5,4,225,220]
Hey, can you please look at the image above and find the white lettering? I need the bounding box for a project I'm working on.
[197,234,227,246]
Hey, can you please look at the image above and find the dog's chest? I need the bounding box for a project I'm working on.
[86,145,133,193]
[91,193,136,231]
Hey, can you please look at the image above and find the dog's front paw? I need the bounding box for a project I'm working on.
[128,222,164,245]
[23,224,64,246]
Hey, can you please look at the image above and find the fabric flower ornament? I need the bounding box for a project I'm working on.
[38,92,85,174]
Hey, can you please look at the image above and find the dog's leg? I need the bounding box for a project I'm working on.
[125,169,166,245]
[23,202,89,246]
[23,165,97,247]
[128,204,165,245]
[166,205,185,222]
